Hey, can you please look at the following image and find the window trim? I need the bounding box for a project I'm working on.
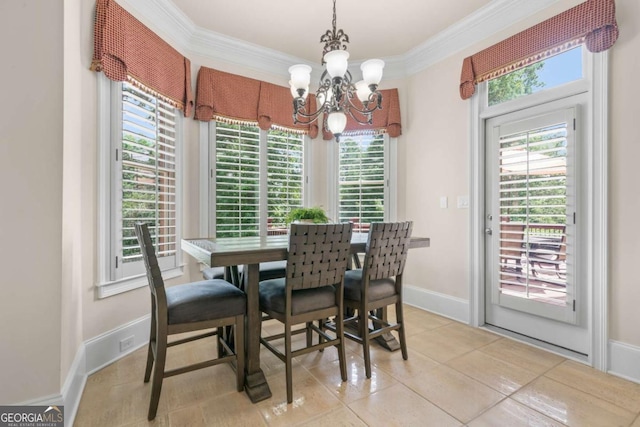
[97,74,184,298]
[468,50,609,369]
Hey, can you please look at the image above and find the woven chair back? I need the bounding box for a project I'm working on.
[364,222,413,281]
[286,223,353,290]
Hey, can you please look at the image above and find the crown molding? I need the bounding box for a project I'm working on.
[119,0,193,53]
[119,0,562,80]
[403,0,562,75]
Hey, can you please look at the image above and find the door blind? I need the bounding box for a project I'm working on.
[498,122,568,304]
[121,81,177,264]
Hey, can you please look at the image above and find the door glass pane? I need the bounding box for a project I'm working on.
[499,122,568,306]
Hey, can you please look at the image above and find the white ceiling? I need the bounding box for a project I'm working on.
[169,0,493,63]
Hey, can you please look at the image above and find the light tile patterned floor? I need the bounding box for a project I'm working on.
[74,306,640,426]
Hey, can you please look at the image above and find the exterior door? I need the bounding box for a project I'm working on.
[484,97,588,355]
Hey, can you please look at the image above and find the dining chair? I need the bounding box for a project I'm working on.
[134,222,246,420]
[338,221,413,379]
[258,223,353,403]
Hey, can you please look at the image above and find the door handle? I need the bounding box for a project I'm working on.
[485,228,493,235]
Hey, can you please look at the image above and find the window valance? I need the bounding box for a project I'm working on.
[90,0,193,115]
[195,67,318,137]
[195,67,401,140]
[322,88,402,140]
[194,67,261,125]
[459,0,618,100]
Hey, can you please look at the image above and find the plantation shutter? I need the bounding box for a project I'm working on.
[267,130,304,229]
[215,123,260,237]
[119,81,178,278]
[498,117,571,301]
[338,134,386,228]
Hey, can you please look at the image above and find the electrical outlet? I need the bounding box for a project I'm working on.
[120,335,135,353]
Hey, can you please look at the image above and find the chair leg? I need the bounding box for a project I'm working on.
[148,332,167,420]
[336,313,347,382]
[217,327,224,358]
[144,312,156,383]
[396,302,408,360]
[306,322,313,347]
[144,341,154,383]
[234,315,245,392]
[360,307,372,379]
[285,322,293,404]
[317,319,324,352]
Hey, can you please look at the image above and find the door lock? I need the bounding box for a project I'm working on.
[485,228,493,235]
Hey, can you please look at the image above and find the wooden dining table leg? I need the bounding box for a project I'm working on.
[241,263,272,402]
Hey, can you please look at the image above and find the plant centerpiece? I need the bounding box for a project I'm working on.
[285,207,330,225]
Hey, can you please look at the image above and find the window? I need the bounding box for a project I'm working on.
[267,129,304,229]
[488,47,584,106]
[337,134,387,229]
[98,77,183,297]
[215,124,260,238]
[209,122,305,237]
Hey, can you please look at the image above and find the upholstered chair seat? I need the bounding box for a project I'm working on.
[259,278,336,316]
[166,280,245,324]
[343,269,396,302]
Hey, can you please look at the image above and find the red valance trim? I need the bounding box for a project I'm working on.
[460,0,618,100]
[91,0,193,116]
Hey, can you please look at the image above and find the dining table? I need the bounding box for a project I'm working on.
[181,232,430,403]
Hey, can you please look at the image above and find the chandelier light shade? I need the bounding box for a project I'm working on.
[289,0,384,141]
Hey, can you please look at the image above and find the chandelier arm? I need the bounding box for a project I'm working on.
[345,107,373,125]
[292,102,325,124]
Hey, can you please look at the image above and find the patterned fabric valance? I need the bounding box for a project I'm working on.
[258,82,319,138]
[194,67,261,125]
[90,0,193,115]
[459,0,618,100]
[322,88,402,140]
[195,67,319,137]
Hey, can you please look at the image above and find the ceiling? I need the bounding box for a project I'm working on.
[169,0,493,63]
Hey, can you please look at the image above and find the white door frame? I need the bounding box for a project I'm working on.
[468,51,609,370]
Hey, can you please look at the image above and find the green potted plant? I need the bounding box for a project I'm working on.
[285,207,330,225]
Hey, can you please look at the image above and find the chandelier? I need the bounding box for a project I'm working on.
[288,0,384,141]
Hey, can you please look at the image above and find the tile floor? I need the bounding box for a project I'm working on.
[75,306,640,426]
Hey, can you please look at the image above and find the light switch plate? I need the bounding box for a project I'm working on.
[440,196,448,209]
[457,196,469,209]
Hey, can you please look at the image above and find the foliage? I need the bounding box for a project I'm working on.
[488,62,545,106]
[285,207,329,224]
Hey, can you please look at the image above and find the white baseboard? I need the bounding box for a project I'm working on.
[38,315,150,426]
[403,284,470,324]
[84,314,151,375]
[608,340,640,384]
[61,344,87,427]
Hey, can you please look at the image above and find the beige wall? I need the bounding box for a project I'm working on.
[608,0,640,345]
[0,1,64,402]
[1,0,639,405]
